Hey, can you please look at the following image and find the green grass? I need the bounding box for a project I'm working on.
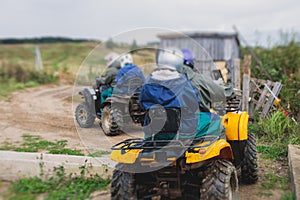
[9,162,110,200]
[48,148,84,156]
[257,145,287,160]
[0,134,84,156]
[0,42,99,98]
[0,79,40,98]
[88,150,111,158]
[250,111,297,198]
[261,173,289,190]
[258,172,291,198]
[281,192,294,200]
[250,111,300,145]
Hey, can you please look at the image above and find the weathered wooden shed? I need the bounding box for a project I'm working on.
[157,32,240,85]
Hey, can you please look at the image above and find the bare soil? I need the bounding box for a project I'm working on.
[0,84,291,199]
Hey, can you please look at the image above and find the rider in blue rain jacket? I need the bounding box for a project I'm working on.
[139,48,201,139]
[114,54,145,95]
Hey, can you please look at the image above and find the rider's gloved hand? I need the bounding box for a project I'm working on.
[95,76,102,88]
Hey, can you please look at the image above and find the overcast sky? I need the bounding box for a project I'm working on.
[1,0,300,46]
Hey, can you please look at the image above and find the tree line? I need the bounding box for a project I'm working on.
[0,37,98,44]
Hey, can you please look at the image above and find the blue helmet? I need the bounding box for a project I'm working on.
[181,48,194,69]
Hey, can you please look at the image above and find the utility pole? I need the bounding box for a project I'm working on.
[35,46,44,71]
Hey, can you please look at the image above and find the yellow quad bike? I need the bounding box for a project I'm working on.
[110,108,258,200]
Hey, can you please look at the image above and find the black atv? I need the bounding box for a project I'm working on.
[74,83,103,128]
[75,78,145,136]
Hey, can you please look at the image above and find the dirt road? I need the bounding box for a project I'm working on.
[0,84,287,199]
[0,85,78,145]
[0,84,133,154]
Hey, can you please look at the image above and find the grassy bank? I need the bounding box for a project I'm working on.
[0,42,99,98]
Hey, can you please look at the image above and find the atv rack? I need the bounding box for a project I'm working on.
[111,135,220,152]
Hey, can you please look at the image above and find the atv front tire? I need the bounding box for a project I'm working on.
[200,159,238,200]
[75,102,95,128]
[111,168,137,200]
[100,105,120,136]
[241,132,258,184]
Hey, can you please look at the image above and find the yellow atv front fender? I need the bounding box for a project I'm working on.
[185,139,233,164]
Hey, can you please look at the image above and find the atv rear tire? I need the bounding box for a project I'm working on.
[200,159,238,200]
[100,105,120,136]
[241,132,258,184]
[75,102,95,128]
[111,167,137,200]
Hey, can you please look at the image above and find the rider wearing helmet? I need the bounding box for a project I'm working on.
[181,48,194,69]
[114,53,145,95]
[139,48,201,140]
[180,48,226,113]
[97,52,121,87]
[98,52,121,103]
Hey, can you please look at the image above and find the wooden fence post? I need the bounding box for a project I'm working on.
[233,58,241,90]
[242,55,251,112]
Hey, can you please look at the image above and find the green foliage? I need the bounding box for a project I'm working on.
[0,42,99,97]
[241,31,300,120]
[257,145,287,160]
[48,148,84,156]
[10,161,110,200]
[0,37,94,44]
[259,172,290,197]
[88,150,111,157]
[280,75,300,122]
[106,38,116,49]
[22,134,42,141]
[250,111,300,162]
[241,32,300,81]
[281,191,294,200]
[130,39,139,51]
[0,61,57,84]
[261,173,289,190]
[0,134,84,156]
[0,60,57,98]
[250,111,300,145]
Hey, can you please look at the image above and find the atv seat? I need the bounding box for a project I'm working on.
[143,107,181,140]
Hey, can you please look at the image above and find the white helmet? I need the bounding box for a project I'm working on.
[119,53,133,67]
[157,47,184,72]
[105,52,120,68]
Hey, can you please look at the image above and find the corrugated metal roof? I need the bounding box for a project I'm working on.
[159,31,237,39]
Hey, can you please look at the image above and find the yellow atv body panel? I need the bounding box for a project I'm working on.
[110,144,142,164]
[222,111,249,141]
[111,139,233,164]
[185,139,232,163]
[110,112,249,164]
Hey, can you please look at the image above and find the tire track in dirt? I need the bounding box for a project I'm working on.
[0,85,81,148]
[0,84,139,153]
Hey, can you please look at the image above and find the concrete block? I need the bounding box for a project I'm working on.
[0,151,115,181]
[288,145,300,200]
